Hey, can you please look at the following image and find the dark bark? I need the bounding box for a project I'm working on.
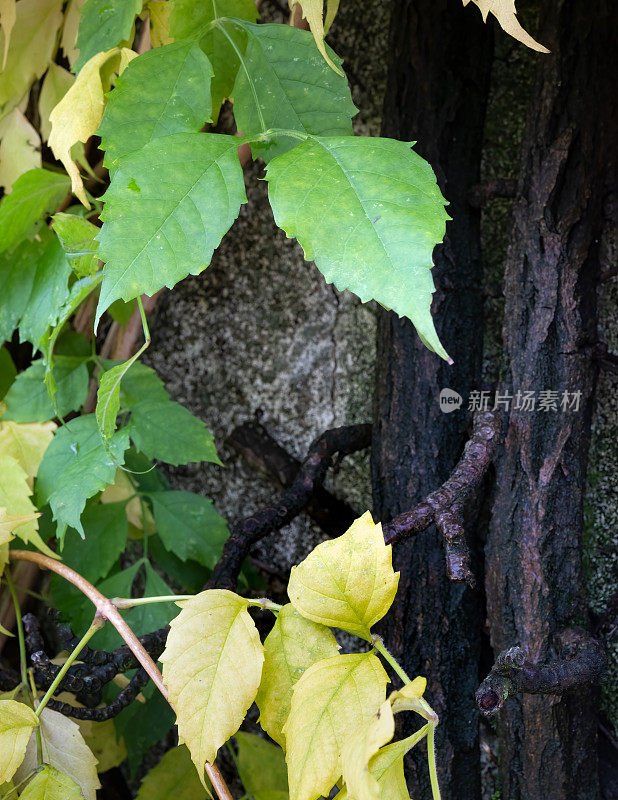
[485,1,618,798]
[372,1,493,797]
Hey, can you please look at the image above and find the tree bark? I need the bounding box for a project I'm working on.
[372,1,492,797]
[485,1,617,798]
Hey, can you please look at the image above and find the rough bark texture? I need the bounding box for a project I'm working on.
[372,1,493,797]
[485,1,617,798]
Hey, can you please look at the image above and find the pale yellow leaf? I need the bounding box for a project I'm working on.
[0,508,41,546]
[287,511,399,639]
[48,47,136,207]
[0,108,40,190]
[463,0,549,52]
[389,677,437,722]
[0,0,16,70]
[290,0,343,75]
[0,420,55,480]
[256,604,339,748]
[15,708,100,800]
[335,739,411,800]
[161,590,264,781]
[0,455,54,556]
[0,0,63,120]
[60,0,86,68]
[148,0,173,47]
[19,765,83,800]
[39,63,74,141]
[136,745,211,800]
[284,652,389,800]
[341,701,394,800]
[0,699,39,785]
[101,469,154,532]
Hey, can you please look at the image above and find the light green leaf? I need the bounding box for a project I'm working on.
[74,0,142,72]
[96,352,144,442]
[52,212,100,277]
[148,490,228,567]
[0,699,39,785]
[0,454,52,553]
[96,132,246,320]
[19,765,83,800]
[14,708,100,800]
[284,652,389,800]
[113,360,168,406]
[170,0,258,121]
[256,604,339,747]
[0,419,55,479]
[128,398,221,466]
[235,731,289,800]
[136,745,210,800]
[60,0,86,67]
[99,41,213,170]
[0,0,63,120]
[60,500,128,583]
[36,414,129,534]
[0,0,16,69]
[0,109,41,191]
[341,701,394,800]
[289,0,342,75]
[161,589,264,778]
[0,346,16,399]
[0,169,70,254]
[287,511,399,639]
[324,0,339,32]
[3,357,89,423]
[266,135,450,360]
[231,22,355,162]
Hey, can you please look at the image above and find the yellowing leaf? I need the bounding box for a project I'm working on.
[0,507,41,546]
[341,701,394,800]
[0,420,55,480]
[284,652,389,800]
[19,765,83,800]
[256,604,339,747]
[48,47,136,206]
[462,0,549,52]
[0,699,39,785]
[323,0,338,32]
[290,0,342,75]
[100,468,154,532]
[148,0,173,47]
[14,708,100,800]
[161,590,264,781]
[78,718,127,773]
[0,454,53,555]
[335,738,413,800]
[389,678,437,722]
[39,63,75,141]
[0,108,40,190]
[60,0,86,67]
[0,0,16,68]
[136,745,210,800]
[287,511,399,639]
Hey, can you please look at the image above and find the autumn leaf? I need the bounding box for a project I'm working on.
[0,419,55,481]
[462,0,549,52]
[341,700,395,800]
[0,454,54,555]
[0,699,39,785]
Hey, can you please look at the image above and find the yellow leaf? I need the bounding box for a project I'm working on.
[284,652,389,800]
[389,677,438,722]
[0,508,41,546]
[0,420,55,481]
[341,700,394,800]
[136,745,211,800]
[18,765,83,800]
[290,0,343,75]
[256,604,339,748]
[324,0,339,32]
[60,0,86,68]
[161,590,264,782]
[48,47,137,207]
[39,63,74,141]
[0,455,53,556]
[0,0,63,120]
[462,0,549,52]
[335,738,412,800]
[0,699,39,785]
[148,0,173,47]
[0,108,41,190]
[0,0,16,70]
[287,511,399,639]
[14,707,100,800]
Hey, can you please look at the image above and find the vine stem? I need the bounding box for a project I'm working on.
[5,570,27,685]
[8,551,236,800]
[371,635,412,684]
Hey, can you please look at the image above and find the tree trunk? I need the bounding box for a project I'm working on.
[485,1,617,798]
[372,1,492,797]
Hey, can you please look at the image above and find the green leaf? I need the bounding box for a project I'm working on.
[52,212,100,277]
[255,604,339,747]
[0,346,16,399]
[96,353,144,442]
[149,534,207,593]
[3,357,89,423]
[161,589,264,779]
[148,490,228,567]
[266,136,450,360]
[0,699,39,785]
[170,0,258,121]
[111,360,169,406]
[235,732,289,800]
[96,132,246,320]
[287,511,399,639]
[99,41,214,170]
[60,500,128,583]
[18,766,83,800]
[232,22,356,161]
[108,298,137,325]
[284,652,389,800]
[136,744,210,800]
[114,682,175,777]
[74,0,142,72]
[128,399,221,466]
[36,414,129,534]
[0,169,70,254]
